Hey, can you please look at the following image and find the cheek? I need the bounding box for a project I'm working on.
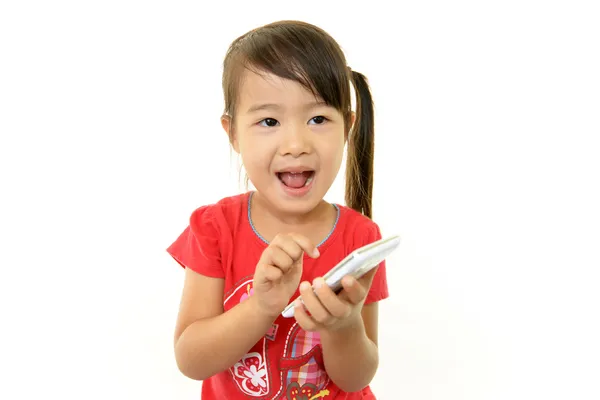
[238,136,274,172]
[319,136,345,171]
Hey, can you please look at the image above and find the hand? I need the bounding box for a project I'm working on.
[253,233,320,317]
[293,269,377,333]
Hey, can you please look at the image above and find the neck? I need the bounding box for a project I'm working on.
[249,191,335,242]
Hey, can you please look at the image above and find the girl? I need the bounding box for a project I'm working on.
[167,20,389,399]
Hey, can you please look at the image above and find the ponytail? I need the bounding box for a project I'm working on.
[345,69,375,219]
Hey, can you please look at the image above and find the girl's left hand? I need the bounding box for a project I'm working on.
[293,269,376,333]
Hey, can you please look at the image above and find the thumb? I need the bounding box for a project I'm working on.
[287,253,304,281]
[293,253,305,274]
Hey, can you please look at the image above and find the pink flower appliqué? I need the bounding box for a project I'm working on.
[240,283,254,303]
[232,352,269,396]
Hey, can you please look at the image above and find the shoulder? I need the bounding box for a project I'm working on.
[167,192,250,276]
[336,205,390,304]
[337,205,383,247]
[188,192,249,233]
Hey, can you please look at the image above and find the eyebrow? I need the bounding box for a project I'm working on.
[246,103,280,113]
[246,101,328,114]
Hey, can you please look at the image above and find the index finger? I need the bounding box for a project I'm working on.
[340,275,369,305]
[357,267,378,286]
[287,233,320,258]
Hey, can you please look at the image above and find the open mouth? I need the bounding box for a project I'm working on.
[276,171,315,189]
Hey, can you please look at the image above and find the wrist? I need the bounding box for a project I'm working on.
[246,295,281,322]
[320,315,366,341]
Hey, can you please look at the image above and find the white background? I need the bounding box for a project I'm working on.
[1,1,599,399]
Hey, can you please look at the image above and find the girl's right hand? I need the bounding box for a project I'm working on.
[252,233,320,317]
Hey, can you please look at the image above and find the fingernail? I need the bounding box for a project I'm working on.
[343,276,354,286]
[313,278,324,289]
[313,248,320,257]
[300,281,311,291]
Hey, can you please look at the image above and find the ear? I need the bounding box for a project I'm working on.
[345,111,356,142]
[221,114,240,153]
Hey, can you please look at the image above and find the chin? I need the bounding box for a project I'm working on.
[255,177,327,216]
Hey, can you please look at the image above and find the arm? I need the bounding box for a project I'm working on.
[174,268,276,381]
[319,303,380,392]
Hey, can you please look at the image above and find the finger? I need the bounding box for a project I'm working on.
[293,299,318,331]
[313,277,351,319]
[298,281,334,325]
[341,275,368,305]
[264,246,294,273]
[261,265,283,283]
[285,233,320,259]
[357,267,378,287]
[272,236,304,263]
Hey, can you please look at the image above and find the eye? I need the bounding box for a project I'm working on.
[258,118,279,127]
[309,116,328,125]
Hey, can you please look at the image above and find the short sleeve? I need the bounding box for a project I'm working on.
[361,222,390,305]
[166,205,224,278]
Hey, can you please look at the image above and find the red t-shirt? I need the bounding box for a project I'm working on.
[167,191,389,399]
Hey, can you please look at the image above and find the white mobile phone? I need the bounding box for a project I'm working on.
[281,234,401,318]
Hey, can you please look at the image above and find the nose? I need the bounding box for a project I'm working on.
[279,124,311,157]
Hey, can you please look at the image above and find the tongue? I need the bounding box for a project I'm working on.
[279,172,312,188]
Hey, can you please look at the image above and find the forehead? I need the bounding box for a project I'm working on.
[237,69,323,114]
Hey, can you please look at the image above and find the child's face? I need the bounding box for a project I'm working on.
[223,69,350,216]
